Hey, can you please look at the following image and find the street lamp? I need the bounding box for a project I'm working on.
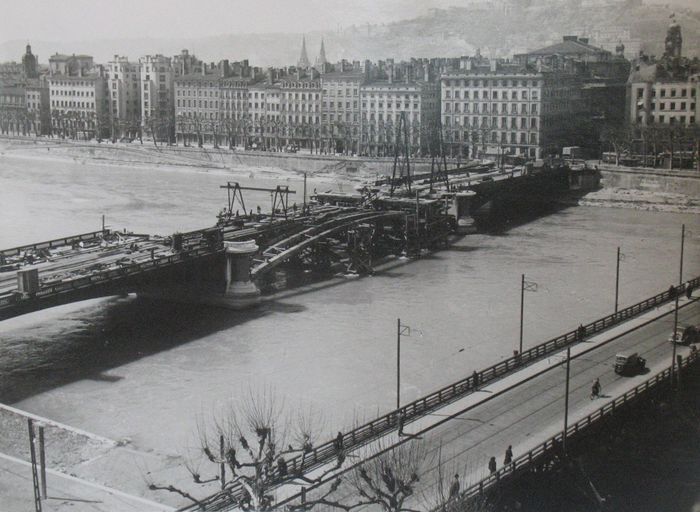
[396,318,410,410]
[671,224,686,386]
[614,246,626,313]
[562,347,571,455]
[519,274,538,354]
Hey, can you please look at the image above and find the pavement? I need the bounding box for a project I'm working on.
[0,451,174,512]
[272,294,700,510]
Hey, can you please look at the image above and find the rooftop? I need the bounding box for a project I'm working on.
[525,36,610,57]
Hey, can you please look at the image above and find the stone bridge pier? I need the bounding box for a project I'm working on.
[223,240,260,309]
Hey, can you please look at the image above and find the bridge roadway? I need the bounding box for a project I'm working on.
[270,296,700,511]
[0,205,379,320]
[179,282,698,511]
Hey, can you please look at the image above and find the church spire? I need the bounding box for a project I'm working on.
[316,38,327,70]
[298,35,310,69]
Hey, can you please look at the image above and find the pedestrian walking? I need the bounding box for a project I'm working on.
[591,378,601,399]
[488,456,497,475]
[334,431,344,452]
[504,445,513,465]
[449,473,460,500]
[472,370,479,390]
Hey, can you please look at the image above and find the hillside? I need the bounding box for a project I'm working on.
[0,0,698,66]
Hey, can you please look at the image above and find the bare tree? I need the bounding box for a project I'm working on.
[148,388,331,511]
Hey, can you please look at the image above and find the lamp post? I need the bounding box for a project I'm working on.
[671,224,685,386]
[519,275,538,355]
[563,347,571,455]
[615,246,621,313]
[519,274,525,354]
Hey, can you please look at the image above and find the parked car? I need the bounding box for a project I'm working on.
[669,325,699,345]
[614,352,646,376]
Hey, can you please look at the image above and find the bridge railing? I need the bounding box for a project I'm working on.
[188,276,699,511]
[0,230,110,257]
[452,349,700,507]
[266,276,700,482]
[0,240,222,310]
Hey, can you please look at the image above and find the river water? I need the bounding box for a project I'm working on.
[1,154,699,491]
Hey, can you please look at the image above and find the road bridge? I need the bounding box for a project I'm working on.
[178,279,699,511]
[0,184,451,320]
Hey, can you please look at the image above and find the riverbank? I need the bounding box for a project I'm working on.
[3,136,700,213]
[577,162,700,214]
[0,135,437,181]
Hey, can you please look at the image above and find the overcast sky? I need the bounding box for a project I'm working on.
[0,0,459,42]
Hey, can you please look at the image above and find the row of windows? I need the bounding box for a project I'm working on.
[637,87,697,99]
[50,101,95,110]
[645,114,697,124]
[444,103,538,114]
[49,81,96,87]
[444,89,538,100]
[443,115,538,129]
[651,101,696,112]
[443,78,544,87]
[50,89,95,97]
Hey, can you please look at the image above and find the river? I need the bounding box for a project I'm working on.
[0,153,699,506]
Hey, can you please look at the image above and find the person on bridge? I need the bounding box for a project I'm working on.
[504,445,513,465]
[472,371,480,390]
[488,456,497,475]
[591,378,601,399]
[334,431,344,452]
[449,473,460,500]
[577,324,586,341]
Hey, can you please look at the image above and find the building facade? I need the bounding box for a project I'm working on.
[321,70,363,154]
[139,55,175,140]
[25,79,49,135]
[361,78,438,156]
[441,60,586,159]
[48,72,107,139]
[106,56,141,139]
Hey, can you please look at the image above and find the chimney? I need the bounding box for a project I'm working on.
[490,59,497,72]
[267,67,274,84]
[424,64,430,82]
[388,62,394,84]
[466,59,472,71]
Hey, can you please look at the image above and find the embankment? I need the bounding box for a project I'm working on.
[0,135,440,178]
[580,163,700,214]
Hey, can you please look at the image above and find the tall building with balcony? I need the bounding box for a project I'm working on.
[440,58,586,160]
[106,56,141,138]
[279,74,322,151]
[48,69,107,139]
[360,73,439,157]
[321,69,364,154]
[174,73,221,145]
[139,55,174,139]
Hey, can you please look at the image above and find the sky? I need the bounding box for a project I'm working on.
[0,0,459,42]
